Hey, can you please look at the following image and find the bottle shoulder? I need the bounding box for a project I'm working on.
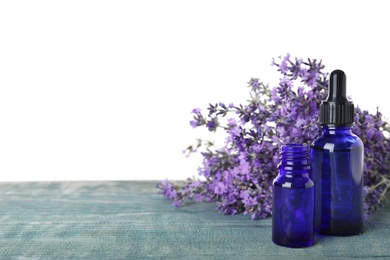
[311,132,363,150]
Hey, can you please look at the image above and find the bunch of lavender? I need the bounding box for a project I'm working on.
[156,54,390,220]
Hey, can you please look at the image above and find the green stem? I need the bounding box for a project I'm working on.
[370,177,390,191]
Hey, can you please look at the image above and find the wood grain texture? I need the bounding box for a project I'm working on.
[0,181,388,259]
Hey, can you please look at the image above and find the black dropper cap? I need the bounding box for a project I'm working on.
[319,70,354,126]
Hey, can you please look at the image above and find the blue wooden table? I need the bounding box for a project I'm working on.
[0,181,389,259]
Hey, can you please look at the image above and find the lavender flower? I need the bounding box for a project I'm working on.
[157,54,390,220]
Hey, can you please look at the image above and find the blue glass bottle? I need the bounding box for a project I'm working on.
[272,144,314,248]
[310,70,364,236]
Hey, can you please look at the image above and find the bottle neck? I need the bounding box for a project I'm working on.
[279,144,310,175]
[322,125,352,135]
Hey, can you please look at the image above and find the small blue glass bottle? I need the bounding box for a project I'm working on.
[310,70,364,236]
[272,144,314,248]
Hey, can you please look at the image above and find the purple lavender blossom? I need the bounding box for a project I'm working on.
[278,53,290,73]
[190,120,198,128]
[192,108,201,114]
[194,194,203,202]
[173,200,182,207]
[206,119,218,131]
[214,182,227,195]
[227,118,237,128]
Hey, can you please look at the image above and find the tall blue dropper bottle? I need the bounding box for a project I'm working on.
[311,70,364,236]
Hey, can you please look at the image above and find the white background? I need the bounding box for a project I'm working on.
[0,1,389,181]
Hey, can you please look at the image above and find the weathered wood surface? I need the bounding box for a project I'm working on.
[0,181,388,259]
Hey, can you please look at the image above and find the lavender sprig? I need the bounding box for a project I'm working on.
[157,54,390,220]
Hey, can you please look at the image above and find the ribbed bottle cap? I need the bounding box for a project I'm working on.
[320,70,355,126]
